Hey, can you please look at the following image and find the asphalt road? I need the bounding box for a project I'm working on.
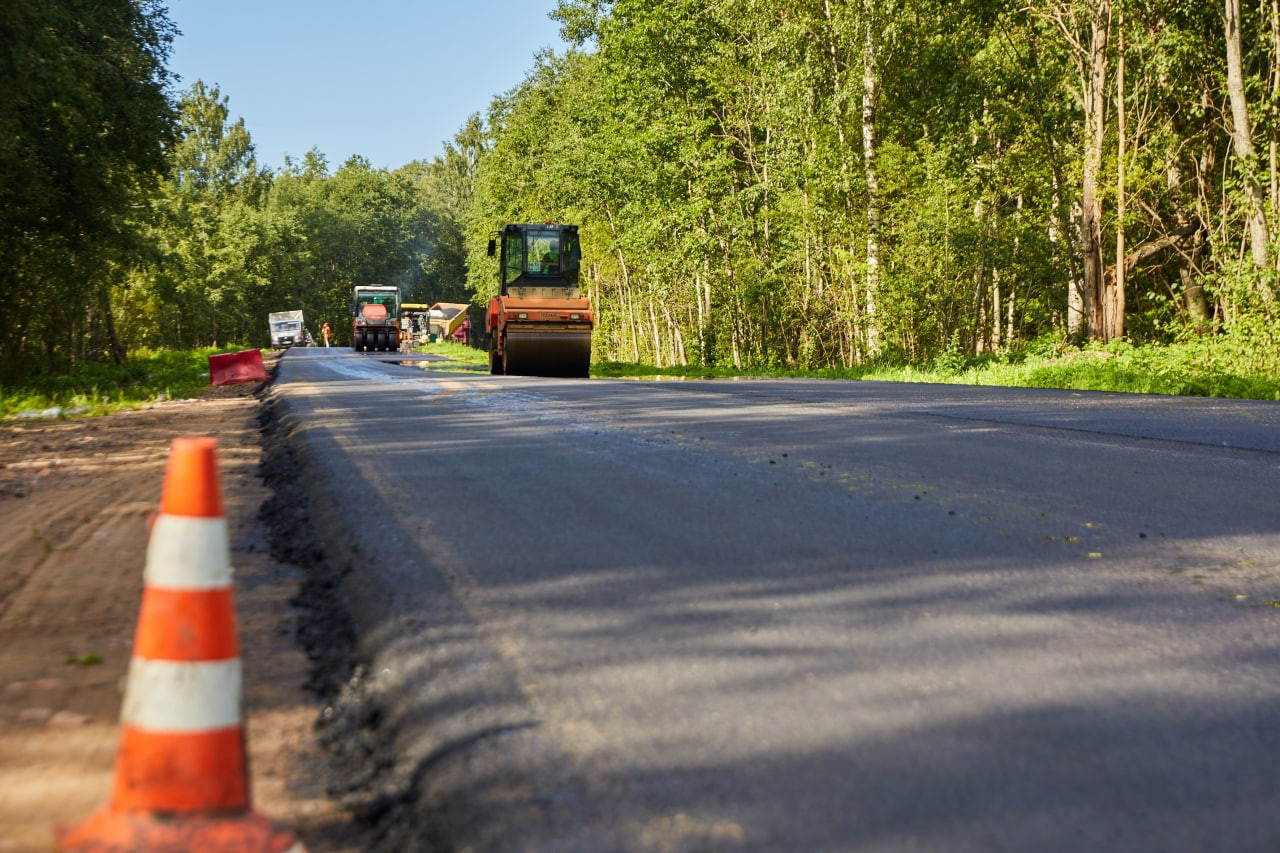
[271,347,1280,852]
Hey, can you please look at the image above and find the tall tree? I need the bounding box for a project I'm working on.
[861,0,884,354]
[0,0,176,374]
[136,82,271,347]
[1224,0,1271,270]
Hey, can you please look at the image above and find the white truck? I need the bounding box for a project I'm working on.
[268,310,306,348]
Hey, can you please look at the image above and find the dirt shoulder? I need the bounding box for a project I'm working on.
[0,356,361,852]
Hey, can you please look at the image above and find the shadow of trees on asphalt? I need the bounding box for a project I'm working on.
[272,365,1280,852]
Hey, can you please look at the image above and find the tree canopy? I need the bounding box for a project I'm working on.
[0,0,176,375]
[460,0,1279,368]
[3,0,1277,378]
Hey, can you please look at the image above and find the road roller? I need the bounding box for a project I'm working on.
[351,284,401,352]
[486,223,593,377]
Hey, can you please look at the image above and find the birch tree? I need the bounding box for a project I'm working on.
[1224,0,1271,270]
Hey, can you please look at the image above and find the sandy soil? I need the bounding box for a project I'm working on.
[0,357,363,852]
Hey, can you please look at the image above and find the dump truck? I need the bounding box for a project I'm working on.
[486,223,592,376]
[268,310,306,348]
[429,303,471,341]
[351,285,401,352]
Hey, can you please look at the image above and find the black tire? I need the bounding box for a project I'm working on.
[489,340,504,374]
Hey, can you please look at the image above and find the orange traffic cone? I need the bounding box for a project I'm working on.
[57,437,305,852]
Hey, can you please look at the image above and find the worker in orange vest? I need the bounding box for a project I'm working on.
[322,321,331,348]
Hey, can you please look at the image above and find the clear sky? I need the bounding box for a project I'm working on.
[165,0,570,172]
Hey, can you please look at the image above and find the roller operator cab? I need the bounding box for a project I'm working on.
[486,224,593,377]
[351,285,401,352]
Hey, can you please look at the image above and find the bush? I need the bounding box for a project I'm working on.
[0,347,232,419]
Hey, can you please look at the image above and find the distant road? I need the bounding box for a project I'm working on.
[273,347,1280,852]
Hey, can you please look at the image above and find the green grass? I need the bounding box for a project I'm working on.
[0,347,243,420]
[594,362,756,380]
[5,335,1273,424]
[593,336,1280,401]
[414,340,489,366]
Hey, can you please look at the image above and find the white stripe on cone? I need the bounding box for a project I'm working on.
[121,658,243,731]
[145,515,232,588]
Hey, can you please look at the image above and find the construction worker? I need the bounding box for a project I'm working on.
[322,321,331,347]
[540,239,560,273]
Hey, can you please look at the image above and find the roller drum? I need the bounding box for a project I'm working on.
[503,327,591,377]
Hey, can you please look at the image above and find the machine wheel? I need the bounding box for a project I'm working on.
[354,332,364,352]
[489,339,504,374]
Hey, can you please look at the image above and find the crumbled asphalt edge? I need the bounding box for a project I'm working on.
[256,384,453,850]
[255,377,610,852]
[256,398,357,699]
[256,386,395,842]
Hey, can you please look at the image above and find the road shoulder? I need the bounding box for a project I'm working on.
[0,365,360,851]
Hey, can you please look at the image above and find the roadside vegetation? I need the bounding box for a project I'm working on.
[4,1,1279,407]
[415,341,488,366]
[596,336,1280,401]
[0,349,227,419]
[4,327,1276,423]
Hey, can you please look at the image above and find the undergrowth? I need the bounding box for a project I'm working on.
[594,335,1280,401]
[414,340,488,365]
[0,347,239,419]
[5,333,1275,423]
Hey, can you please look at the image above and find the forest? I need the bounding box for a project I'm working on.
[2,0,1278,383]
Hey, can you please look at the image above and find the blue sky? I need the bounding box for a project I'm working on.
[166,1,570,172]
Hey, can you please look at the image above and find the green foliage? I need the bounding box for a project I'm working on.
[7,0,1280,392]
[119,90,470,352]
[598,338,1280,400]
[0,347,231,418]
[455,0,1278,376]
[415,341,488,366]
[0,0,177,378]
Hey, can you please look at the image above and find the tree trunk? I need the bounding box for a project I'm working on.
[1080,0,1111,341]
[695,271,705,365]
[1110,223,1203,276]
[862,2,881,355]
[1110,8,1126,342]
[1226,0,1271,269]
[1181,227,1212,332]
[1058,179,1086,337]
[648,298,662,368]
[991,266,1002,351]
[1271,0,1280,222]
[101,285,127,365]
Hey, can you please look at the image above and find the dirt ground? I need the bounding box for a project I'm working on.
[0,354,363,852]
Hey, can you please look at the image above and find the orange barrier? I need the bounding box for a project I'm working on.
[56,438,304,853]
[209,349,268,386]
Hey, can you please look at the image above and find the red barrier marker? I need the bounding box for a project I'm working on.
[209,350,268,386]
